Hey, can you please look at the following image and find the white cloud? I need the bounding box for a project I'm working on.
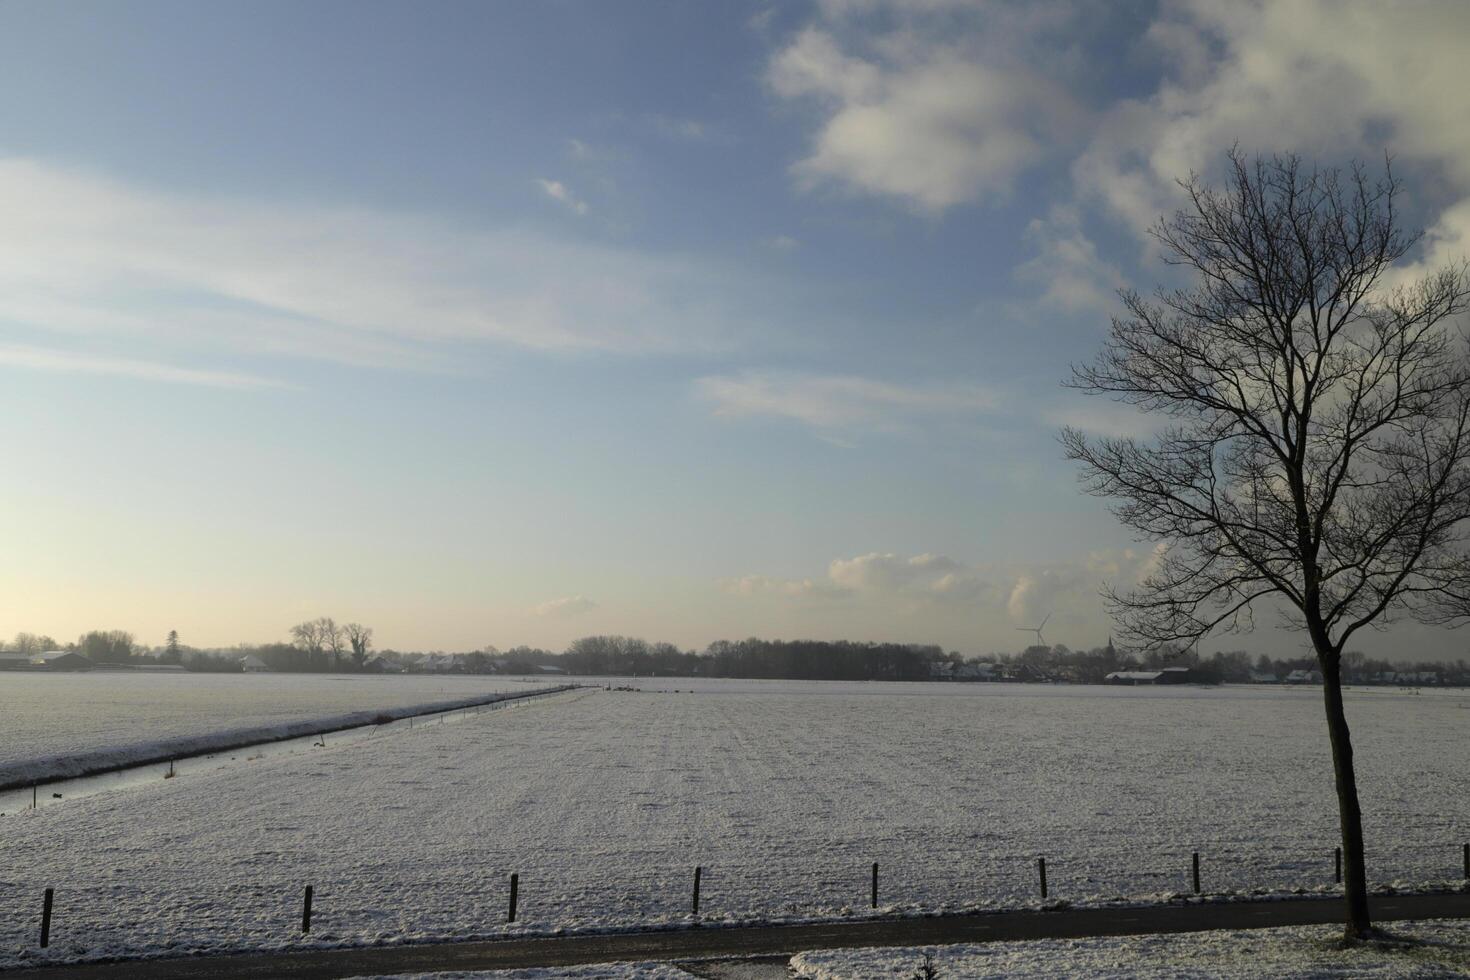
[535,178,589,215]
[1006,548,1161,624]
[645,115,730,144]
[1011,206,1125,315]
[727,552,989,608]
[0,158,764,373]
[1045,399,1156,440]
[530,596,597,618]
[0,344,282,389]
[764,235,800,251]
[696,370,999,433]
[1077,1,1470,238]
[769,2,1470,315]
[727,548,1160,641]
[720,575,851,600]
[768,7,1084,212]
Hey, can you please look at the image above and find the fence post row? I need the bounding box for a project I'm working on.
[40,887,53,948]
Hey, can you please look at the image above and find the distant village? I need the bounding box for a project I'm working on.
[3,628,1467,687]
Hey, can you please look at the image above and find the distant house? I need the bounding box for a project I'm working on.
[1105,670,1166,685]
[239,654,273,673]
[536,664,566,674]
[364,655,404,673]
[928,661,955,680]
[31,650,94,670]
[416,653,468,673]
[1284,669,1323,684]
[957,662,997,681]
[0,651,32,669]
[1105,666,1197,685]
[1249,671,1279,683]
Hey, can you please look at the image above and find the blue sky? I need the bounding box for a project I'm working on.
[4,0,1470,658]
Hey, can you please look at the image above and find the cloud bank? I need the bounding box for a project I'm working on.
[0,158,770,383]
[530,596,598,618]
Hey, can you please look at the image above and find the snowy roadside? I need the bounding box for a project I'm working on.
[790,918,1470,978]
[346,966,702,979]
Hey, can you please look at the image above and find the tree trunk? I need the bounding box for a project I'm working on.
[1318,651,1372,939]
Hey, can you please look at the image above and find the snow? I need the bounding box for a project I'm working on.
[348,966,700,979]
[790,919,1470,977]
[0,682,1466,970]
[0,672,558,787]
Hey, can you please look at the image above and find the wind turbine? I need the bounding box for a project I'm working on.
[1016,613,1051,647]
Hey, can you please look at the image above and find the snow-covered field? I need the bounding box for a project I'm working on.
[0,672,556,787]
[790,919,1470,978]
[0,682,1467,970]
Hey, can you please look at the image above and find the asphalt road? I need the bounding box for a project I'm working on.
[7,892,1468,979]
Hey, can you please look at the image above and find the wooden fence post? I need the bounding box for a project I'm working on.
[1334,847,1342,884]
[40,888,53,948]
[1463,842,1468,880]
[871,862,878,909]
[1038,857,1048,899]
[301,885,313,934]
[508,873,519,923]
[1192,851,1200,894]
[692,866,702,915]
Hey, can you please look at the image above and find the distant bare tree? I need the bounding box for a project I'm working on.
[289,620,324,657]
[344,623,373,667]
[1065,151,1470,940]
[322,618,345,668]
[13,632,46,656]
[289,617,343,666]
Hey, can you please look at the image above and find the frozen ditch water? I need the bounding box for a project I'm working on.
[0,684,578,815]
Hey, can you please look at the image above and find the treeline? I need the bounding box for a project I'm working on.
[6,629,186,664]
[553,636,943,681]
[987,643,1470,686]
[7,626,1469,686]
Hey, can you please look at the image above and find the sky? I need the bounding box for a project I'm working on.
[3,0,1470,659]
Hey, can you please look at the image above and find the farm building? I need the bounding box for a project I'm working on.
[1104,666,1196,685]
[238,654,273,673]
[0,651,32,669]
[1285,669,1323,684]
[30,650,94,670]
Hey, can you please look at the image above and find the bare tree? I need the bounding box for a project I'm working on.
[290,619,326,657]
[344,623,373,667]
[1064,151,1470,940]
[321,617,345,668]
